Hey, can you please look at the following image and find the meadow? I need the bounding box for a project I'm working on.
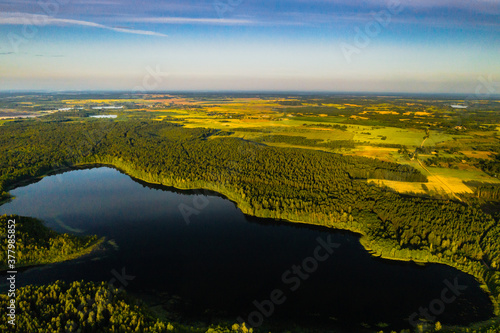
[2,93,498,200]
[1,92,499,332]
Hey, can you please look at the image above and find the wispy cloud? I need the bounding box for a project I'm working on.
[35,54,65,57]
[272,0,500,27]
[0,12,167,37]
[128,17,257,26]
[293,0,500,12]
[277,9,500,29]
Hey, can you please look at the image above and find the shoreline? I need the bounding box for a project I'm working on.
[0,232,105,273]
[1,159,499,330]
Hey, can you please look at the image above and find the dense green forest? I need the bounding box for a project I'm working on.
[277,96,500,130]
[464,182,500,202]
[0,215,101,270]
[0,118,499,331]
[478,154,500,178]
[255,134,356,150]
[0,280,254,333]
[2,280,500,333]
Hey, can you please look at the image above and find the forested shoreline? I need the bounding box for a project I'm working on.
[0,215,102,271]
[1,118,499,331]
[0,280,255,333]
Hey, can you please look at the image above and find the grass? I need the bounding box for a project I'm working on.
[461,150,495,160]
[370,177,474,196]
[254,141,338,153]
[424,165,500,183]
[368,179,430,194]
[182,118,289,130]
[290,116,347,123]
[349,146,398,162]
[185,112,498,199]
[348,126,463,147]
[0,215,105,271]
[351,127,426,146]
[178,107,467,153]
[377,153,500,197]
[16,94,499,202]
[2,96,500,331]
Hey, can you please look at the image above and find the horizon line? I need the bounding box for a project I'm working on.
[1,90,499,98]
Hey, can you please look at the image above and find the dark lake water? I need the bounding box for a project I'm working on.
[0,167,493,332]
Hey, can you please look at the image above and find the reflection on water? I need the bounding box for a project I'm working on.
[0,167,493,332]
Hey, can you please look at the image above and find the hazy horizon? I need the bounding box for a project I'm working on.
[3,90,500,99]
[1,0,499,94]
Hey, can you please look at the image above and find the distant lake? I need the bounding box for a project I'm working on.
[89,115,117,118]
[0,167,493,332]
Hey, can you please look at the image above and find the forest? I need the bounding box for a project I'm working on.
[0,215,101,270]
[256,134,357,151]
[2,280,500,333]
[0,117,499,331]
[277,95,500,131]
[0,280,254,333]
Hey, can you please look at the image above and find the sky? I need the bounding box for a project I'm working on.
[0,0,499,93]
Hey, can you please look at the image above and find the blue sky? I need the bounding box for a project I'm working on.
[0,0,499,93]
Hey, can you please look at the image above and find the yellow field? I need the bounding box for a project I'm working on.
[362,144,500,198]
[8,94,499,204]
[414,111,432,116]
[360,110,399,115]
[348,146,397,162]
[150,95,497,201]
[369,176,474,196]
[182,118,287,130]
[369,179,428,195]
[321,103,346,109]
[461,150,494,160]
[351,126,426,146]
[62,99,136,104]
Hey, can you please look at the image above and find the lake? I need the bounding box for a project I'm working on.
[89,115,117,118]
[0,167,493,332]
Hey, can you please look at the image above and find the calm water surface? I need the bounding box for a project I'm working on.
[0,167,493,332]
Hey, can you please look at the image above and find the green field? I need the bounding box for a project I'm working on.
[1,93,499,333]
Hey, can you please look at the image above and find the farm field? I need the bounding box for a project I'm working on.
[0,93,500,195]
[1,92,499,333]
[2,1,499,331]
[2,92,498,199]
